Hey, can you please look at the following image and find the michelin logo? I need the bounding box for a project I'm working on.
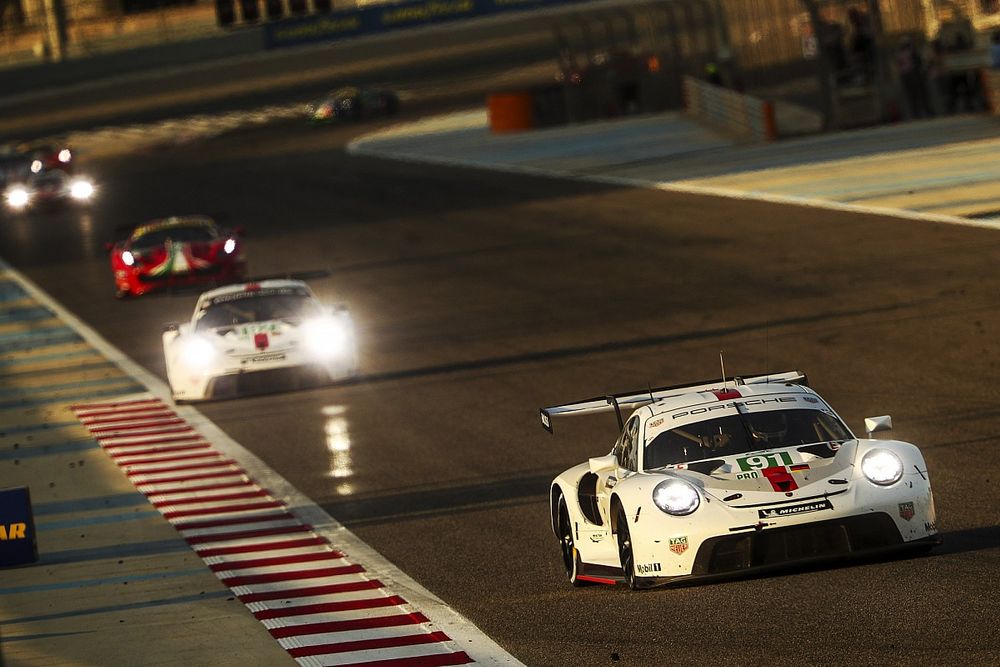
[758,499,832,519]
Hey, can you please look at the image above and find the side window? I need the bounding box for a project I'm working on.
[612,429,627,468]
[621,417,640,471]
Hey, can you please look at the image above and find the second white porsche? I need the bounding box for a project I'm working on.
[163,279,358,401]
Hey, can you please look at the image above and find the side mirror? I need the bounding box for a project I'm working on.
[163,322,179,333]
[864,415,893,437]
[589,454,617,475]
[233,225,246,236]
[104,241,115,252]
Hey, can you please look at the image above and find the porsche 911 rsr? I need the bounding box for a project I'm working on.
[542,371,939,589]
[107,215,246,298]
[163,279,359,402]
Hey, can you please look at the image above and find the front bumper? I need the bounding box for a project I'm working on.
[638,513,940,588]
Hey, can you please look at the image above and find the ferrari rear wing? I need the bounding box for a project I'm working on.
[539,370,807,434]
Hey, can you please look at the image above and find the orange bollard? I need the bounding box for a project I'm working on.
[488,92,535,133]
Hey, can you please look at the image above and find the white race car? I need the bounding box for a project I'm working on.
[542,371,939,589]
[163,279,358,401]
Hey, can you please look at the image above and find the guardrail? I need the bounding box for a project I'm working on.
[682,76,776,142]
[263,0,582,49]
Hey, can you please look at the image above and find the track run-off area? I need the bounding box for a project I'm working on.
[2,24,999,666]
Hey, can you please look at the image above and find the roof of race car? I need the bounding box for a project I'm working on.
[132,215,216,240]
[640,381,815,418]
[195,279,311,306]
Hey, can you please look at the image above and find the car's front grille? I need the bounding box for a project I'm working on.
[691,513,902,575]
[207,365,329,398]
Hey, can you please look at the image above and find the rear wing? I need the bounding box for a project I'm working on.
[539,370,808,434]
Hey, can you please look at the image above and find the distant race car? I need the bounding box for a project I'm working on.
[307,86,399,123]
[21,141,75,174]
[107,215,246,298]
[163,279,359,401]
[542,371,939,589]
[3,170,95,212]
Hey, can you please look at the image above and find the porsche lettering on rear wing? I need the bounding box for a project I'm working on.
[539,370,808,434]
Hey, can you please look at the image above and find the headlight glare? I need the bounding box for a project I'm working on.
[6,187,30,209]
[861,449,903,486]
[69,179,94,200]
[652,479,700,516]
[121,250,135,266]
[180,335,216,369]
[223,238,236,254]
[58,149,72,163]
[301,315,352,359]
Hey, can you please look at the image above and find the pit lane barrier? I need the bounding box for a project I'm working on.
[682,76,777,143]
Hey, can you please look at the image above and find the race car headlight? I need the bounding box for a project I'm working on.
[652,479,700,516]
[69,179,94,200]
[301,315,352,359]
[5,187,30,209]
[121,250,135,266]
[30,159,42,173]
[223,238,236,254]
[58,148,72,163]
[180,335,216,369]
[861,449,903,486]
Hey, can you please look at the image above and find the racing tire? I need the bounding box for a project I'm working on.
[558,498,588,587]
[616,507,639,591]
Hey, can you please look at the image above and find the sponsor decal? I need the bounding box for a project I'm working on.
[924,520,936,532]
[648,417,664,428]
[757,499,833,519]
[789,464,810,472]
[254,332,269,350]
[636,562,661,574]
[246,352,286,363]
[672,396,797,419]
[668,536,688,555]
[898,502,915,522]
[737,451,794,471]
[803,396,819,403]
[736,471,759,480]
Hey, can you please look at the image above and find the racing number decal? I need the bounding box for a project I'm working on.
[737,451,794,472]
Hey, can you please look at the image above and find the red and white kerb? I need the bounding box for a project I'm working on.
[73,397,474,667]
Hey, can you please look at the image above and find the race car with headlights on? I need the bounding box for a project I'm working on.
[542,370,939,590]
[107,215,246,298]
[163,279,359,402]
[306,86,399,123]
[3,169,96,212]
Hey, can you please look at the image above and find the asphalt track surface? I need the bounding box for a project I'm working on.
[2,109,999,665]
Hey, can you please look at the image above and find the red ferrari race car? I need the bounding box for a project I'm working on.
[107,215,246,298]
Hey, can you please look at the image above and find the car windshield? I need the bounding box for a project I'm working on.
[644,408,851,470]
[196,293,320,330]
[132,225,217,250]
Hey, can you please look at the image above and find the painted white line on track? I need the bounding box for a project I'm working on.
[347,133,1000,232]
[0,258,521,666]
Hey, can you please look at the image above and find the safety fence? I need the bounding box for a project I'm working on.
[682,75,775,142]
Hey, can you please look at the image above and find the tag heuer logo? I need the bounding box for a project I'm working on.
[668,536,688,555]
[898,502,915,521]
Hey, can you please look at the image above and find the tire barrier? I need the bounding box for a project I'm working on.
[682,76,776,142]
[488,92,535,133]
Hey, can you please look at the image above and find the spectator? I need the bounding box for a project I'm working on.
[896,37,933,118]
